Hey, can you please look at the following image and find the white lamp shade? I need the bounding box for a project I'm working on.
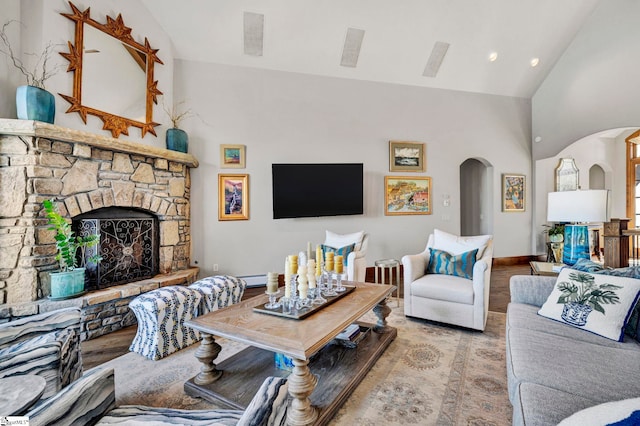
[547,190,609,223]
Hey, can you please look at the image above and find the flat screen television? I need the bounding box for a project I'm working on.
[272,163,364,219]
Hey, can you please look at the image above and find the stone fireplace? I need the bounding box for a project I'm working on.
[0,119,199,339]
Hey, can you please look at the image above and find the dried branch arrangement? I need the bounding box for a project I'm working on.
[0,20,59,89]
[161,96,195,129]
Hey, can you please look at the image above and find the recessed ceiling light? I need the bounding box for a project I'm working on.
[488,52,498,62]
[530,58,540,67]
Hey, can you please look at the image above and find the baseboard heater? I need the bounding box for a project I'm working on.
[238,274,267,288]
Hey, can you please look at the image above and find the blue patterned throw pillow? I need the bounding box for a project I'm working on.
[426,247,478,280]
[321,243,356,266]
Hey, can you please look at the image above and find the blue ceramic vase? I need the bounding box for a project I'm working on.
[166,128,188,153]
[16,85,55,124]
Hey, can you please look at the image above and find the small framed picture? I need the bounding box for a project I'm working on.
[502,174,525,212]
[389,141,426,172]
[218,174,249,220]
[220,144,246,168]
[384,176,432,215]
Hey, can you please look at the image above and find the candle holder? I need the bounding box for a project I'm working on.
[323,269,338,297]
[334,272,347,292]
[265,289,281,309]
[312,275,327,305]
[280,296,292,314]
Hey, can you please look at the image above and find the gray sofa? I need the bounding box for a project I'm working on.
[507,275,640,425]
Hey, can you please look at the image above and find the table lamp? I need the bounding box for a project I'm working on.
[547,190,609,265]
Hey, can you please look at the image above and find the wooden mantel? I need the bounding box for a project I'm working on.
[0,119,198,168]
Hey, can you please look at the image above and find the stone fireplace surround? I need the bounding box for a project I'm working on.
[0,119,200,340]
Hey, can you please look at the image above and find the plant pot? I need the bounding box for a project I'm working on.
[49,268,85,300]
[561,302,592,326]
[166,128,188,153]
[549,234,564,243]
[16,85,55,124]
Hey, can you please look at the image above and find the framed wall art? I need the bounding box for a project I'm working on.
[384,176,432,215]
[218,174,249,220]
[389,141,426,172]
[555,158,579,191]
[220,144,246,168]
[502,174,525,212]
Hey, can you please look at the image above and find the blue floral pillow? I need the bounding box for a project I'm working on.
[426,248,478,280]
[321,243,355,266]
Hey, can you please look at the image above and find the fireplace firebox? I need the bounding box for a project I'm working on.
[74,208,158,291]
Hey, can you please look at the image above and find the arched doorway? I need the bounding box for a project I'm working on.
[460,158,494,236]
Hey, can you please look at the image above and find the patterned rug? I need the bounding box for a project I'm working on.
[100,302,512,425]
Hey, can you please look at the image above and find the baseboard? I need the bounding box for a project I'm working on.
[492,255,541,266]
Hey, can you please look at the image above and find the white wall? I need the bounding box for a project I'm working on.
[532,0,640,161]
[0,0,175,146]
[177,61,532,277]
[533,130,629,254]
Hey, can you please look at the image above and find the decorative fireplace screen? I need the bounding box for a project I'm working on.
[74,208,158,290]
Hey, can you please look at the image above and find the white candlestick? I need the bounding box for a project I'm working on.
[307,260,316,288]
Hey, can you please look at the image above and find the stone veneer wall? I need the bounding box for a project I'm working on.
[0,120,200,338]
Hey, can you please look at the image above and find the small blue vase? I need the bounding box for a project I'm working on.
[166,128,188,153]
[16,85,55,124]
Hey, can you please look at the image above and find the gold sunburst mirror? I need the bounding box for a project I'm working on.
[59,1,163,138]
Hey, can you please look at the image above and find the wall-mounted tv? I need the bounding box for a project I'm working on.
[272,163,364,219]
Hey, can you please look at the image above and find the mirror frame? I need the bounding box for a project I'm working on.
[59,1,163,138]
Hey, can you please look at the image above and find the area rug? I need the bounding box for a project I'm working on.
[100,302,512,425]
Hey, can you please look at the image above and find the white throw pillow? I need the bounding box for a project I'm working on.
[558,397,640,425]
[538,268,640,341]
[432,229,491,258]
[325,230,364,252]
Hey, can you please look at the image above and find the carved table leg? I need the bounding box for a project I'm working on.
[287,357,318,426]
[193,332,223,385]
[373,298,392,333]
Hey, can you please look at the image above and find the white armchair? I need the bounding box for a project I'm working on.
[323,230,368,282]
[402,229,493,331]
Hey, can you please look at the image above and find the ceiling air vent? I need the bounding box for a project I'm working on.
[423,41,450,77]
[340,28,365,68]
[244,12,264,56]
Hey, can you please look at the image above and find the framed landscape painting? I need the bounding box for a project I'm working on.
[385,176,432,215]
[389,141,426,172]
[220,144,246,168]
[502,174,525,212]
[218,174,249,220]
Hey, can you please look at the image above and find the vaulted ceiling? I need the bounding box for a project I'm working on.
[141,0,601,99]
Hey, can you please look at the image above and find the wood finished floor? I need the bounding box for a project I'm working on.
[81,262,531,370]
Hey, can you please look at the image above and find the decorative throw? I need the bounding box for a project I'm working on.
[570,258,640,342]
[325,230,364,251]
[558,397,640,426]
[426,247,478,280]
[321,243,356,266]
[432,229,491,259]
[538,268,640,341]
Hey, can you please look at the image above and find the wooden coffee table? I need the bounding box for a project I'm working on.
[184,281,396,426]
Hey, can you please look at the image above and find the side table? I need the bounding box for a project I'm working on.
[0,375,46,415]
[529,261,564,277]
[374,259,400,306]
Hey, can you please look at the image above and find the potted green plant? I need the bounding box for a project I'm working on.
[43,199,101,299]
[0,20,59,124]
[161,97,194,153]
[557,271,622,326]
[543,223,565,243]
